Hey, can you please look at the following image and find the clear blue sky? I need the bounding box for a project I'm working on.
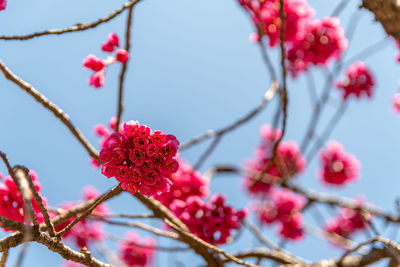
[0,0,399,266]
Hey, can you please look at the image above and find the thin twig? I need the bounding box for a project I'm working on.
[56,184,122,237]
[115,6,135,131]
[180,81,278,150]
[0,0,142,41]
[0,60,99,159]
[0,249,8,267]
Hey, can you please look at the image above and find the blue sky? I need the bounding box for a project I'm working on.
[0,0,399,266]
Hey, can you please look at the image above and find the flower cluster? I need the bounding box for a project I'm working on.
[54,186,106,248]
[83,33,129,88]
[318,141,360,186]
[324,205,370,241]
[154,156,209,208]
[287,17,348,76]
[254,188,305,240]
[244,125,305,195]
[0,0,6,11]
[118,231,155,267]
[238,0,314,47]
[335,61,375,100]
[171,195,247,245]
[100,120,180,197]
[0,170,46,228]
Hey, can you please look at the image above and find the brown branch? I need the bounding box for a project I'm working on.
[92,218,180,240]
[361,0,400,43]
[134,193,189,231]
[115,6,135,132]
[56,184,122,237]
[0,60,99,159]
[221,248,298,265]
[13,166,56,237]
[0,0,142,41]
[35,232,112,267]
[0,249,8,267]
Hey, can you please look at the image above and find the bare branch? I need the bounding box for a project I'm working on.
[0,0,142,41]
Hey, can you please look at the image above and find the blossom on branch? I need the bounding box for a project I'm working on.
[0,170,47,229]
[118,231,155,267]
[254,188,305,240]
[155,156,209,208]
[239,0,314,47]
[244,125,305,195]
[287,17,347,76]
[318,141,360,186]
[170,195,247,245]
[83,33,130,88]
[54,186,107,249]
[335,61,375,100]
[100,120,180,197]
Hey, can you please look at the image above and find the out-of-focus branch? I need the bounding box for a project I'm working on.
[0,0,142,41]
[0,59,99,159]
[56,184,122,237]
[0,249,8,267]
[361,0,400,43]
[115,6,135,131]
[180,81,278,150]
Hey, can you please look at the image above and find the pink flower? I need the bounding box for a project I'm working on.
[94,124,109,137]
[239,0,314,47]
[89,158,101,169]
[253,188,305,241]
[170,195,246,245]
[100,121,180,197]
[324,200,371,242]
[155,156,209,208]
[0,0,7,11]
[88,69,106,88]
[393,93,400,114]
[0,170,47,229]
[82,54,105,72]
[335,61,375,100]
[244,125,305,195]
[287,17,348,76]
[102,33,120,52]
[318,141,360,186]
[119,231,155,267]
[116,49,130,64]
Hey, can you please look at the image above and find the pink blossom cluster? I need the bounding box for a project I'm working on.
[239,0,347,76]
[238,0,314,47]
[254,188,305,240]
[335,61,375,100]
[155,156,209,208]
[0,0,6,10]
[118,231,155,267]
[100,120,180,197]
[170,195,247,245]
[83,33,130,88]
[287,17,348,76]
[0,170,46,228]
[244,125,306,195]
[54,186,106,248]
[318,141,360,186]
[324,205,370,241]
